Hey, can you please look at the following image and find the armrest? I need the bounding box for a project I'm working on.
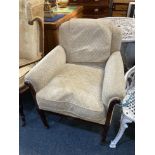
[25,45,66,92]
[102,51,126,110]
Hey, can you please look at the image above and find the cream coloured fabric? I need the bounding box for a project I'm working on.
[19,0,44,90]
[59,18,112,63]
[25,19,125,125]
[36,63,107,124]
[110,26,122,54]
[25,46,66,92]
[20,76,25,89]
[19,64,35,88]
[102,51,126,110]
[97,18,122,54]
[26,0,44,22]
[72,62,106,69]
[19,0,44,60]
[19,58,32,67]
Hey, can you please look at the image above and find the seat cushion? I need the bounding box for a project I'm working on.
[36,64,107,124]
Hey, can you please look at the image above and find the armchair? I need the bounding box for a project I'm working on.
[25,18,125,142]
[19,0,44,125]
[19,0,44,86]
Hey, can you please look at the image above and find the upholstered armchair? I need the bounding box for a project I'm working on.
[25,18,125,142]
[19,0,44,92]
[19,0,44,125]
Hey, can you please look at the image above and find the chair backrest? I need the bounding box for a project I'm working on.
[59,18,122,64]
[19,0,44,60]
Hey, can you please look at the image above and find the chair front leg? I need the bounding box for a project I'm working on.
[25,81,49,128]
[101,99,120,143]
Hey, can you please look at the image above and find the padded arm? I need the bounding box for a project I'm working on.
[110,26,122,54]
[102,51,125,110]
[25,46,66,92]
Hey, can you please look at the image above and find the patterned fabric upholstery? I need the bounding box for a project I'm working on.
[25,46,66,92]
[97,18,122,54]
[36,63,106,124]
[59,19,121,63]
[102,51,125,110]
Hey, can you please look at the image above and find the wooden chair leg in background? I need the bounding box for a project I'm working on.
[19,95,26,127]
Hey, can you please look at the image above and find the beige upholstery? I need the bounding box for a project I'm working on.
[19,0,43,61]
[59,18,122,63]
[19,59,32,67]
[25,46,66,92]
[19,64,35,88]
[26,0,44,22]
[25,19,125,125]
[36,64,106,124]
[19,0,44,89]
[97,18,122,54]
[59,19,112,63]
[102,51,126,110]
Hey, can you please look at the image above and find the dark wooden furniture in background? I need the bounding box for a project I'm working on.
[44,6,83,55]
[111,0,135,17]
[69,0,110,18]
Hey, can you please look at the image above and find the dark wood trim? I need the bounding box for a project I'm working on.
[25,81,49,128]
[101,99,120,142]
[68,0,110,18]
[28,17,44,57]
[25,81,120,142]
[105,99,121,127]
